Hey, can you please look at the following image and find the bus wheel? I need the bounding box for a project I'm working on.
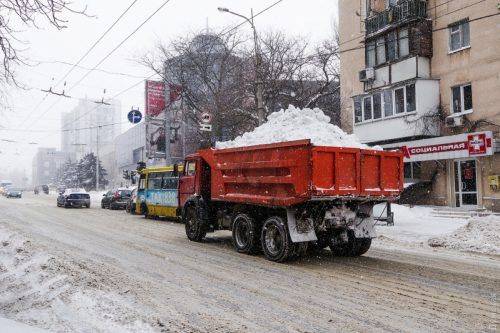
[184,205,206,242]
[232,213,260,254]
[261,216,293,262]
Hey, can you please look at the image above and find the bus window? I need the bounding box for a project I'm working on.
[162,174,179,189]
[186,161,196,176]
[147,173,163,190]
[138,175,146,190]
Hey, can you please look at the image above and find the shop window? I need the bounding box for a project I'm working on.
[373,92,382,119]
[451,83,473,114]
[404,162,422,179]
[363,96,373,121]
[398,29,409,57]
[449,20,470,52]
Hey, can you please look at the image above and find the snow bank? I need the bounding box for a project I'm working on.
[428,216,500,255]
[216,106,380,149]
[374,204,469,244]
[0,316,49,333]
[0,225,155,332]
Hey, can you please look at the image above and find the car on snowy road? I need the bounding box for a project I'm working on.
[101,188,132,210]
[57,189,90,208]
[5,188,22,198]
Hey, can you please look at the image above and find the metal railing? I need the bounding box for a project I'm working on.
[366,0,428,36]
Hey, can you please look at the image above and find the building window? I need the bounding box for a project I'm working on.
[449,20,470,52]
[383,90,393,117]
[376,37,386,65]
[387,31,398,61]
[398,29,409,57]
[373,92,382,119]
[451,83,473,114]
[366,41,376,67]
[354,97,363,123]
[406,83,416,112]
[363,96,373,121]
[394,87,405,114]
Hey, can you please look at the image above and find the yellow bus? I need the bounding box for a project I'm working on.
[136,165,183,218]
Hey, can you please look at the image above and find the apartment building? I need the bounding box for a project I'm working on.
[32,148,70,187]
[339,0,499,211]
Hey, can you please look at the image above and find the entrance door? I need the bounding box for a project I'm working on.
[454,160,478,208]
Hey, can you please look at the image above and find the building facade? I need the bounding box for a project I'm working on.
[114,122,146,186]
[32,148,70,187]
[61,98,122,179]
[339,0,499,211]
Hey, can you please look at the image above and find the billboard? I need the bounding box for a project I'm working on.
[145,80,183,161]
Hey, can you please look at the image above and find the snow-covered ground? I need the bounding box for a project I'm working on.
[0,225,155,332]
[374,204,500,255]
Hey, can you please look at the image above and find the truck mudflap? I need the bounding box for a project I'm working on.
[286,209,318,243]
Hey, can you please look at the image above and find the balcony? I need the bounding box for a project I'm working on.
[366,0,428,37]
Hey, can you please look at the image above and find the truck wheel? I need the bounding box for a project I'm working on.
[184,205,207,242]
[232,214,260,254]
[329,230,372,257]
[261,216,293,262]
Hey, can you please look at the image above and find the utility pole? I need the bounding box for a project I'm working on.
[164,76,172,165]
[96,125,100,191]
[218,7,266,125]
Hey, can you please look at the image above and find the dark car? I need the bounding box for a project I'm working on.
[57,189,90,208]
[41,185,49,194]
[6,188,22,198]
[126,188,137,214]
[101,188,132,210]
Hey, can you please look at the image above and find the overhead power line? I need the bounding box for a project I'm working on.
[23,0,174,132]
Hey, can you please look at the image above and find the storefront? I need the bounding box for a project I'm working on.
[383,131,499,211]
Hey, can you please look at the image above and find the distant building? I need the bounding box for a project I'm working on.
[32,148,70,187]
[114,122,146,186]
[339,0,499,211]
[61,98,121,180]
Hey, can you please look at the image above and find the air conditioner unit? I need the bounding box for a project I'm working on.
[359,68,375,82]
[445,115,464,128]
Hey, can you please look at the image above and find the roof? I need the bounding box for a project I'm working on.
[139,164,184,174]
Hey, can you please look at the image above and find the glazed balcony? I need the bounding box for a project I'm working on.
[366,0,428,37]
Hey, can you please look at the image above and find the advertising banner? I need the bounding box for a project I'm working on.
[145,80,165,117]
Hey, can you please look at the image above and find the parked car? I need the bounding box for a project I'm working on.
[6,188,22,198]
[57,189,90,208]
[101,188,132,210]
[126,188,138,214]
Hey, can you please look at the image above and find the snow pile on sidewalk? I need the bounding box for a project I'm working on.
[216,106,380,149]
[0,225,156,332]
[374,204,469,244]
[428,216,500,255]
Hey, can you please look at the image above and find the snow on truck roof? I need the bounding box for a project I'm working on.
[216,106,382,150]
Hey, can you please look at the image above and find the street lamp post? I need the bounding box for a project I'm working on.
[218,7,265,125]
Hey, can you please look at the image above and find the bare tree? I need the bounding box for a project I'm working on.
[142,30,255,153]
[0,1,87,85]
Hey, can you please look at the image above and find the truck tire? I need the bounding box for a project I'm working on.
[329,230,372,257]
[184,204,207,242]
[261,216,293,262]
[232,214,260,254]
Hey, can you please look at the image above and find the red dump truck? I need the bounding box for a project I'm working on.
[178,139,403,262]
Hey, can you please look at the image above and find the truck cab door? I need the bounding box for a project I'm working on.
[179,159,197,207]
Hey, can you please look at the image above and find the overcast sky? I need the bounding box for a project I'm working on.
[0,0,338,179]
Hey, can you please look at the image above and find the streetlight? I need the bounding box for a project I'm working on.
[218,7,265,125]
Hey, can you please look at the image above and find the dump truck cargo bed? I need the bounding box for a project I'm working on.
[198,139,403,207]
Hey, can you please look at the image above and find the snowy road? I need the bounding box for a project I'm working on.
[0,193,498,332]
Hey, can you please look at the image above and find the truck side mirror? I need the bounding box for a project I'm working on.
[173,163,179,176]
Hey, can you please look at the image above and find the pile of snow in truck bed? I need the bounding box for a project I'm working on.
[216,106,380,149]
